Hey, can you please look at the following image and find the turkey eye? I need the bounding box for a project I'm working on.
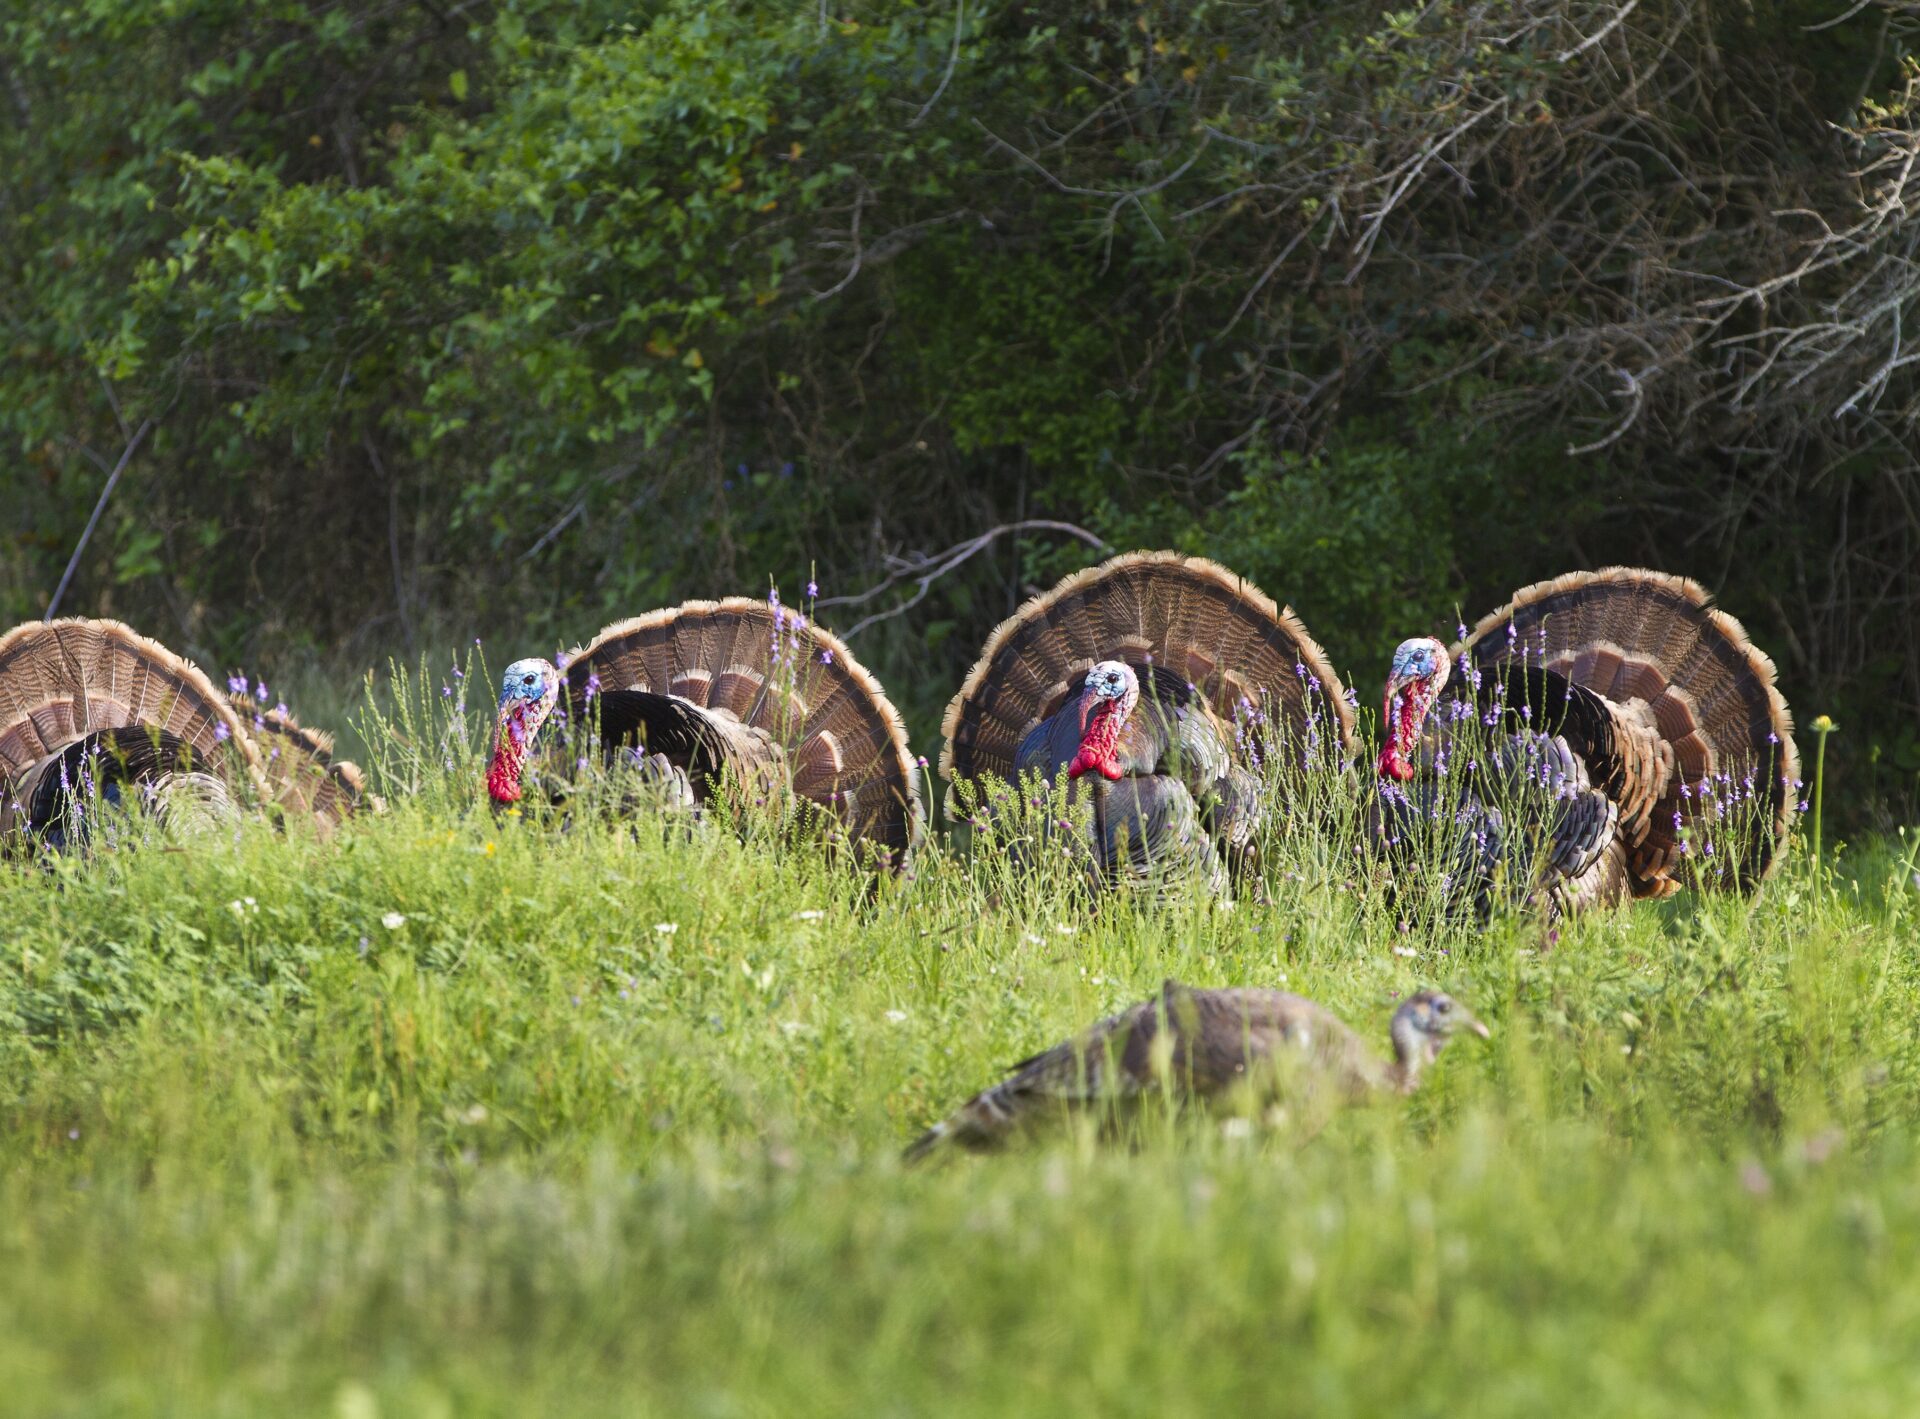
[1436,999,1452,1013]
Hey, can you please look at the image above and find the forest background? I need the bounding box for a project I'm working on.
[4,0,1918,817]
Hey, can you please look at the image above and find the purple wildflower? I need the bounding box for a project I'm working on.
[214,723,230,742]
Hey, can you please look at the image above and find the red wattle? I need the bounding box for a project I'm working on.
[1067,700,1125,781]
[487,711,526,804]
[1375,685,1427,783]
[1376,745,1415,783]
[486,751,521,803]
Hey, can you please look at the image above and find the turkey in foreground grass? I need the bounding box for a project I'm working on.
[904,984,1486,1161]
[1371,567,1799,916]
[940,551,1355,896]
[488,598,923,873]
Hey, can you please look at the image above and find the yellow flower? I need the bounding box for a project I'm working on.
[483,841,496,857]
[1811,714,1837,733]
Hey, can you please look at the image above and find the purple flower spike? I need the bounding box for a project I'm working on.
[806,579,818,599]
[821,649,834,664]
[214,723,230,742]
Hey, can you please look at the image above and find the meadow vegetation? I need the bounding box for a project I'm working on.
[3,673,1918,1415]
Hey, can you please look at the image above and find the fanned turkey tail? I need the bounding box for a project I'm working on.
[941,550,1354,784]
[230,697,377,833]
[0,618,266,847]
[563,599,923,872]
[1460,567,1798,895]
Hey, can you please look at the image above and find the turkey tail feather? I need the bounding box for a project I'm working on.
[231,698,375,831]
[1460,568,1798,892]
[565,599,922,870]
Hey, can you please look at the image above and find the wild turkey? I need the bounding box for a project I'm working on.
[227,690,376,834]
[940,551,1353,894]
[487,597,923,872]
[0,617,268,849]
[905,984,1487,1160]
[1372,567,1799,915]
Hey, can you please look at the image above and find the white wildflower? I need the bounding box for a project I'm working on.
[381,911,406,930]
[793,909,825,922]
[654,922,679,935]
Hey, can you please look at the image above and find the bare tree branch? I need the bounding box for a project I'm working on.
[45,419,153,622]
[817,520,1110,638]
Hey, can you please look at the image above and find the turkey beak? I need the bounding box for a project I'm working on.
[1461,1011,1491,1041]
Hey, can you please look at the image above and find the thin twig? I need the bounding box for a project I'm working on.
[364,434,415,653]
[817,520,1109,638]
[1555,0,1641,62]
[44,419,153,622]
[908,0,964,129]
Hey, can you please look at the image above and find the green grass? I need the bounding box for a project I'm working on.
[5,686,1920,1417]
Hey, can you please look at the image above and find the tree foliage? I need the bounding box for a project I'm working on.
[3,0,1917,810]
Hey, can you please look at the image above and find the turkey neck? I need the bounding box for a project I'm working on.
[1384,1020,1432,1094]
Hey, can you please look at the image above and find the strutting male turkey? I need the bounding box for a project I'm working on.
[1370,568,1799,917]
[939,551,1354,896]
[904,983,1487,1160]
[0,618,370,849]
[487,598,923,873]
